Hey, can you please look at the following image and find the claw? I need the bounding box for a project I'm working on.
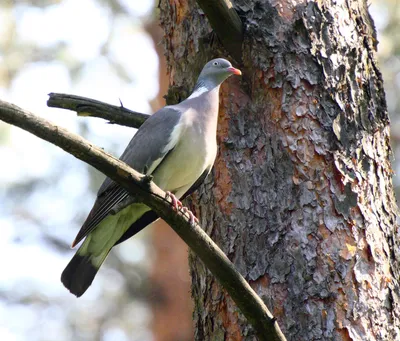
[165,192,198,224]
[165,191,182,210]
[181,206,199,225]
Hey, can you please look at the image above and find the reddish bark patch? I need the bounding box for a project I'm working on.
[213,157,233,215]
[170,0,189,24]
[250,276,287,321]
[267,87,284,123]
[219,295,243,341]
[270,0,307,21]
[213,82,245,215]
[338,328,353,341]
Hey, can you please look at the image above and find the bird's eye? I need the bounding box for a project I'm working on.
[213,61,219,66]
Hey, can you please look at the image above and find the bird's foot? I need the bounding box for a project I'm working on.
[181,206,199,225]
[165,191,183,211]
[165,192,198,225]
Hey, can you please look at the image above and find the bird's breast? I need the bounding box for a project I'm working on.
[152,111,218,198]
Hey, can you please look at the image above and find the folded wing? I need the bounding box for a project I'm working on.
[71,107,183,247]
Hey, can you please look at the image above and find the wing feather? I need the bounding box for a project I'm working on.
[71,107,183,246]
[72,187,129,247]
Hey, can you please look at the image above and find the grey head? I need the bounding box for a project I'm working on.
[193,58,241,92]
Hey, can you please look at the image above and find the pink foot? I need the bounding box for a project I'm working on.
[181,206,199,225]
[165,191,182,211]
[165,192,198,224]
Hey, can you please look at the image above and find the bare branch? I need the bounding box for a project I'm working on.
[0,99,287,341]
[196,0,243,62]
[47,92,149,128]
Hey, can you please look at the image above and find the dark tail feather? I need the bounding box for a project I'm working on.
[61,253,101,297]
[62,210,158,297]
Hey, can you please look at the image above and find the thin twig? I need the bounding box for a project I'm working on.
[0,100,287,341]
[47,92,149,128]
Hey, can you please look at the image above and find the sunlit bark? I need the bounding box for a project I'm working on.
[159,0,400,340]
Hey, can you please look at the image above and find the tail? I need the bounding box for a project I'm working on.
[61,241,110,297]
[61,203,152,297]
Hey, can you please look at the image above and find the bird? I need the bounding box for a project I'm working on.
[61,58,242,297]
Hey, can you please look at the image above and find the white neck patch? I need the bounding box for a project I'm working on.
[188,86,208,99]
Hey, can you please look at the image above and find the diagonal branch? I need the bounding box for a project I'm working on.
[47,92,149,128]
[196,0,243,62]
[0,100,286,341]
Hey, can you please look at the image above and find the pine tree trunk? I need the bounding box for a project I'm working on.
[159,0,400,340]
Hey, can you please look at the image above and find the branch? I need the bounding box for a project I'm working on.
[0,100,287,341]
[196,0,243,62]
[47,92,149,128]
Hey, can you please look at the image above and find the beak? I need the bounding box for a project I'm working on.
[227,67,242,76]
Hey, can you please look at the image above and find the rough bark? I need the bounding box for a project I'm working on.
[159,0,400,340]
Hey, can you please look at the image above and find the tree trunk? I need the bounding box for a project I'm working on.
[159,0,400,340]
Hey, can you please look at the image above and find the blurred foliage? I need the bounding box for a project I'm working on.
[0,1,157,341]
[371,0,400,196]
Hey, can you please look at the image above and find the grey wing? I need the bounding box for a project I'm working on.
[98,106,183,194]
[72,107,183,247]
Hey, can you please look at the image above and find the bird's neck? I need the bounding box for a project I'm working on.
[188,79,220,99]
[181,79,220,133]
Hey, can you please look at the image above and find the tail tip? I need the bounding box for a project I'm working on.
[61,254,98,297]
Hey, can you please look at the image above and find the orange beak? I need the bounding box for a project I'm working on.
[227,67,242,76]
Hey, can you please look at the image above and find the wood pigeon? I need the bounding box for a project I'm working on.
[61,58,241,297]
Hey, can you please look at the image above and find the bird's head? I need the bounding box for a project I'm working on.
[198,58,241,86]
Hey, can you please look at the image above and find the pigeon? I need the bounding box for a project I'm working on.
[61,58,242,297]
